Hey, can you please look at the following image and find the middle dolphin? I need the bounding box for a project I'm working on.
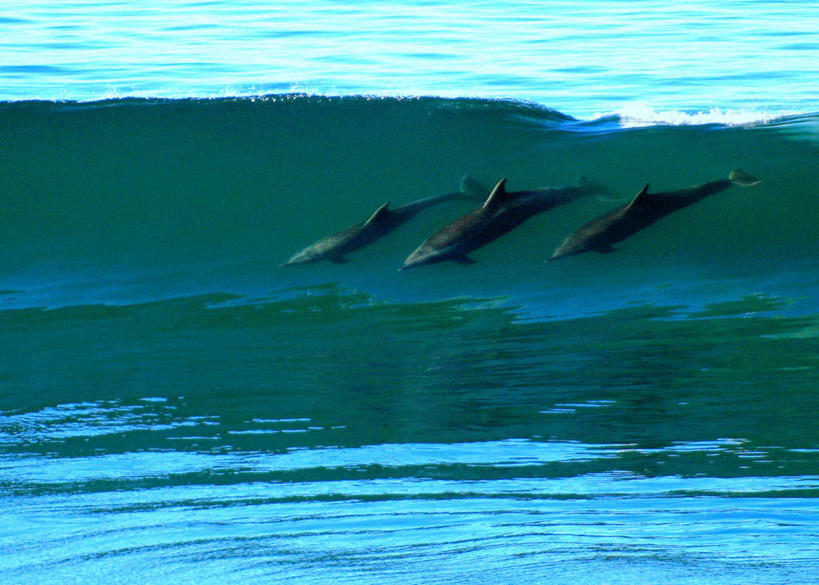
[401,176,608,270]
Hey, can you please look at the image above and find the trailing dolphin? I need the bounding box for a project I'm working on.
[400,175,608,270]
[281,176,487,266]
[548,168,760,261]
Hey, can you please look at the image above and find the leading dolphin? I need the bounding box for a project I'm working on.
[281,176,487,266]
[548,168,760,261]
[400,176,608,270]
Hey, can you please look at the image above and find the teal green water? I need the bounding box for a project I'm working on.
[2,97,819,307]
[4,1,819,582]
[2,296,818,584]
[1,96,818,583]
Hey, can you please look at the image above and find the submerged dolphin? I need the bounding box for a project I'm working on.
[401,176,608,270]
[281,176,487,266]
[548,168,760,261]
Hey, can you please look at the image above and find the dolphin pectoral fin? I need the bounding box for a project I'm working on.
[452,255,476,265]
[365,202,391,225]
[729,168,761,187]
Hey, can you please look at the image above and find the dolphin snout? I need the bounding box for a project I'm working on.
[399,260,420,271]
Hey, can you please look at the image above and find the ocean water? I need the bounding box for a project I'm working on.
[2,2,819,584]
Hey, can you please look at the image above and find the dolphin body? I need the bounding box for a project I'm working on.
[281,176,488,266]
[548,168,760,261]
[400,176,608,270]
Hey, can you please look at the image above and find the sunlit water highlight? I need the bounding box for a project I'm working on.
[2,2,819,584]
[3,0,818,119]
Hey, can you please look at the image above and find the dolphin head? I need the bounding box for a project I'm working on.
[400,247,441,270]
[547,242,580,263]
[548,230,598,262]
[280,246,323,267]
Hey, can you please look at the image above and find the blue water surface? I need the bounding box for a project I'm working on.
[2,3,819,585]
[2,0,817,118]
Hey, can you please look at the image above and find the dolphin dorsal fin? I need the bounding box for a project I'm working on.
[627,184,651,208]
[482,178,509,210]
[365,202,391,225]
[459,174,490,198]
[729,168,761,187]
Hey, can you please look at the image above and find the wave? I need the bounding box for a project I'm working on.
[3,95,817,153]
[1,94,818,315]
[3,93,816,127]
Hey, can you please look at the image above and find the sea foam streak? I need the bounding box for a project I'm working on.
[597,102,801,128]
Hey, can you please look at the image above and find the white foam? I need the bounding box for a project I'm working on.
[594,102,798,128]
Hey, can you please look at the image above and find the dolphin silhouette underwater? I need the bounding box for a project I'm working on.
[400,175,608,270]
[281,176,488,266]
[548,168,760,261]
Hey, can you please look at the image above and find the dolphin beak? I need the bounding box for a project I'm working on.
[399,256,422,271]
[545,253,563,263]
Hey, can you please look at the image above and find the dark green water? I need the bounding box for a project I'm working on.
[1,96,818,584]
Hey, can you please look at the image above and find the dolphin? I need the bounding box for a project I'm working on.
[281,176,488,266]
[400,176,608,270]
[548,168,760,261]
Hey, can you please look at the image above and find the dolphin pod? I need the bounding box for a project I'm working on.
[548,168,760,262]
[400,176,608,270]
[281,175,488,266]
[282,168,760,269]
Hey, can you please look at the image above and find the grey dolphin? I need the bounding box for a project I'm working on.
[281,176,487,266]
[548,168,760,261]
[400,176,608,270]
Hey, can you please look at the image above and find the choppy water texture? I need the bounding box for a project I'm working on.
[2,1,819,584]
[2,0,818,118]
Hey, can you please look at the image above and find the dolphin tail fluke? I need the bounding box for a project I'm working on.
[729,168,761,187]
